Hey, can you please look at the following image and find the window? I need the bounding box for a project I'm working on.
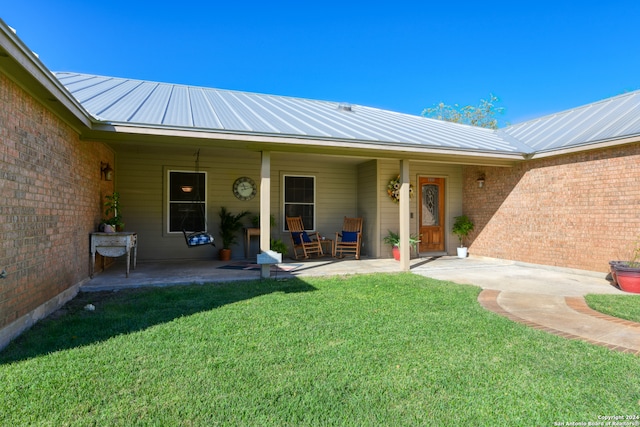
[284,175,315,230]
[168,170,207,233]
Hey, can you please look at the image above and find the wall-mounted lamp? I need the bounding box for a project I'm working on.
[101,162,113,181]
[476,175,486,188]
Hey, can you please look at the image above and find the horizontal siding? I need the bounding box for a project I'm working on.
[271,156,358,256]
[117,146,360,261]
[357,160,378,257]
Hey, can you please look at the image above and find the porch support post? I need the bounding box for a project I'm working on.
[399,159,411,271]
[260,151,271,278]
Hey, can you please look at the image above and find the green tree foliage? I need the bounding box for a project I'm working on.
[422,93,506,129]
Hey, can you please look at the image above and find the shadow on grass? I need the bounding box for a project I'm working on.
[0,278,317,364]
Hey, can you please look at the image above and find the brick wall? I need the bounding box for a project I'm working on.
[463,143,640,273]
[0,72,113,337]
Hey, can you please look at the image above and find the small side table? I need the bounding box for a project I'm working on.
[319,238,334,257]
[244,227,260,259]
[90,232,137,278]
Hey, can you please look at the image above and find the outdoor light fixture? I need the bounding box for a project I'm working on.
[477,175,486,188]
[101,162,113,181]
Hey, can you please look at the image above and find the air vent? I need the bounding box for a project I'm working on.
[338,103,353,112]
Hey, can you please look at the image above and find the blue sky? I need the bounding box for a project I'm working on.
[3,1,639,126]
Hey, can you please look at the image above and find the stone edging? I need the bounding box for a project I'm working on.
[477,289,640,356]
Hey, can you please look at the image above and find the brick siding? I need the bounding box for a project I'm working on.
[0,73,113,333]
[463,143,640,273]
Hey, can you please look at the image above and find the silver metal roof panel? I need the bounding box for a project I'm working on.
[54,72,640,155]
[54,72,518,153]
[501,90,640,151]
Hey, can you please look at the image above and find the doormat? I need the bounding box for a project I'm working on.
[218,262,301,272]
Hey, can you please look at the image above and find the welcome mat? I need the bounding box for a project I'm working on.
[218,262,301,272]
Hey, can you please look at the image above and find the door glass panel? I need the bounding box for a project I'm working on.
[422,184,439,226]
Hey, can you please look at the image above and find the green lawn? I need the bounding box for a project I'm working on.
[1,273,639,426]
[586,293,640,323]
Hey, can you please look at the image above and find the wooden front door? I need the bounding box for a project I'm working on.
[418,177,445,252]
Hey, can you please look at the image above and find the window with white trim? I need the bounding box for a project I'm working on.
[284,175,315,230]
[168,170,207,233]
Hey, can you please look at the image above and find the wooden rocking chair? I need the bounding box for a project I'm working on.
[286,216,324,259]
[334,217,363,259]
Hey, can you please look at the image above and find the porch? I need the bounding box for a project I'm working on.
[81,256,430,292]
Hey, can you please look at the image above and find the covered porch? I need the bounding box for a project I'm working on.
[82,256,441,292]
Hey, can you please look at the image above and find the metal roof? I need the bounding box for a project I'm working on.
[53,72,640,157]
[500,90,640,152]
[53,72,524,154]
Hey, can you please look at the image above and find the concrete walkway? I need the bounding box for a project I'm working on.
[411,256,640,355]
[83,255,640,354]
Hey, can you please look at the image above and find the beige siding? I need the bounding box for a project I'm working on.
[116,145,464,261]
[357,160,378,257]
[117,147,361,261]
[269,154,359,258]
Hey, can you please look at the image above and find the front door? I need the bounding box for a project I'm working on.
[419,177,445,252]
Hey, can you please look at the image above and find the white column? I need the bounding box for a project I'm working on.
[260,151,271,278]
[399,159,411,271]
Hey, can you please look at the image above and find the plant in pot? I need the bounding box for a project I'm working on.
[251,214,276,229]
[218,207,250,261]
[270,238,288,257]
[100,192,124,232]
[452,215,474,258]
[383,230,420,261]
[610,241,640,293]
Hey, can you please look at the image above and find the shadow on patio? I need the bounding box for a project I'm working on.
[82,256,413,292]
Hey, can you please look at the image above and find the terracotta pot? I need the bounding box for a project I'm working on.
[219,248,232,261]
[392,246,400,261]
[613,263,640,294]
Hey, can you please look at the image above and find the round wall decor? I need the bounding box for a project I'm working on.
[233,176,257,201]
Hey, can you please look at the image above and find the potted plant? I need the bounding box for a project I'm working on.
[452,215,474,258]
[218,207,250,261]
[610,241,640,293]
[270,238,288,257]
[251,214,276,229]
[383,230,420,261]
[101,192,124,232]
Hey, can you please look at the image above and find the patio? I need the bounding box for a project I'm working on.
[81,256,422,292]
